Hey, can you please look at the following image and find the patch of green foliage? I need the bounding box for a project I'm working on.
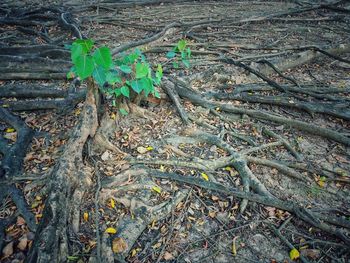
[166,39,191,68]
[67,39,190,109]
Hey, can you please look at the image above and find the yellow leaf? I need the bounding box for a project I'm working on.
[146,146,153,151]
[83,212,89,222]
[5,127,15,133]
[317,176,326,187]
[152,186,161,194]
[31,201,40,209]
[224,166,232,171]
[201,172,209,181]
[74,109,81,116]
[110,112,116,120]
[208,211,216,218]
[35,196,42,201]
[152,242,162,249]
[105,227,117,234]
[317,180,325,188]
[159,165,165,172]
[232,237,237,256]
[130,249,137,257]
[215,107,220,111]
[110,198,115,208]
[150,219,156,228]
[290,248,300,260]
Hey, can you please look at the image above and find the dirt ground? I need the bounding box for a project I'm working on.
[0,1,350,263]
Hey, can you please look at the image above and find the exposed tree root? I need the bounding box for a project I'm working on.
[26,80,99,263]
[0,108,37,243]
[147,169,350,246]
[100,168,188,259]
[173,77,350,146]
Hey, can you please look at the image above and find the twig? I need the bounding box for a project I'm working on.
[262,127,303,161]
[268,223,311,263]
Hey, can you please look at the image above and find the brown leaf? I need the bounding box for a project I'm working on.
[112,237,128,253]
[17,216,26,226]
[17,236,28,251]
[265,207,276,217]
[163,251,174,260]
[2,241,14,257]
[300,249,320,259]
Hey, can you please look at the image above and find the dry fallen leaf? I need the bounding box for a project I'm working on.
[208,211,216,218]
[2,241,14,257]
[83,212,89,222]
[201,172,209,181]
[300,249,320,259]
[110,198,115,208]
[290,248,300,260]
[211,195,219,201]
[105,227,117,234]
[152,186,162,194]
[101,151,110,161]
[137,146,148,154]
[163,251,174,260]
[112,237,128,253]
[17,216,26,226]
[17,236,28,251]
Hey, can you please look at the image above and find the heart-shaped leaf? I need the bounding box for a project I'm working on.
[93,46,112,69]
[75,55,94,80]
[135,63,149,79]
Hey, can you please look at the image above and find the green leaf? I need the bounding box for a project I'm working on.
[67,71,75,79]
[177,39,187,52]
[154,90,160,99]
[119,65,132,74]
[166,51,176,59]
[182,59,190,68]
[92,66,107,87]
[119,108,128,116]
[106,71,122,85]
[135,63,149,79]
[122,52,139,64]
[154,64,163,85]
[75,55,94,80]
[173,61,179,69]
[157,63,163,74]
[64,44,72,50]
[142,78,153,97]
[73,39,94,53]
[120,86,130,98]
[114,88,121,97]
[187,47,191,58]
[112,100,116,107]
[67,255,79,261]
[71,44,83,64]
[93,46,112,69]
[130,79,143,93]
[67,66,76,79]
[134,48,146,62]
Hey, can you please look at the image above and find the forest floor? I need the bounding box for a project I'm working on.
[0,1,350,263]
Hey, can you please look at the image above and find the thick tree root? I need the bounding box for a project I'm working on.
[173,78,350,146]
[148,170,350,246]
[25,81,99,263]
[0,108,37,244]
[100,168,188,259]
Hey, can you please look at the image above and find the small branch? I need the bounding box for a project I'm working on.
[162,78,189,125]
[262,127,303,161]
[112,22,180,55]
